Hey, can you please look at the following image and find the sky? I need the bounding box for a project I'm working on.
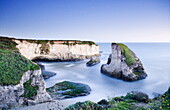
[0,0,170,42]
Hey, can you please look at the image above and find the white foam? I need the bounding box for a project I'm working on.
[65,64,75,67]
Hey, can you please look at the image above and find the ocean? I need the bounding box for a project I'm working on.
[33,43,170,108]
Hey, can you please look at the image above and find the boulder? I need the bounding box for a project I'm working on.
[46,81,91,99]
[101,43,147,81]
[86,57,100,66]
[98,99,109,105]
[42,70,57,80]
[36,63,57,79]
[125,91,149,102]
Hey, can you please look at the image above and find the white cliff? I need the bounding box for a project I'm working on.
[101,43,147,81]
[0,69,51,109]
[14,40,100,61]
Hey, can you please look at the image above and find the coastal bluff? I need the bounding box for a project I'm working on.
[101,43,147,81]
[0,36,99,109]
[11,37,100,61]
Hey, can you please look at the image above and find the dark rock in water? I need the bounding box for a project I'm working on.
[152,92,162,98]
[125,91,149,102]
[64,88,170,110]
[101,43,147,81]
[36,63,56,79]
[35,62,45,70]
[38,64,45,70]
[97,99,112,109]
[98,99,109,105]
[46,81,91,100]
[42,70,57,80]
[86,57,100,66]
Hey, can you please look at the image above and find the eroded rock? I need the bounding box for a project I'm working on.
[86,57,100,66]
[36,62,57,80]
[0,70,51,109]
[101,43,147,81]
[46,81,91,100]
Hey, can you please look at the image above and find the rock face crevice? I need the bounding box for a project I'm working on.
[0,69,51,109]
[14,40,100,61]
[101,43,147,81]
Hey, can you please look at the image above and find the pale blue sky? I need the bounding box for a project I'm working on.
[0,0,170,42]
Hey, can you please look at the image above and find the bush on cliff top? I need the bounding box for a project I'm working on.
[62,40,96,45]
[0,37,40,85]
[117,43,136,66]
[0,36,19,52]
[0,50,40,85]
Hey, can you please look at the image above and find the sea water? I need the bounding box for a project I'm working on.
[39,43,170,107]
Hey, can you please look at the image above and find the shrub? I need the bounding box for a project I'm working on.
[65,101,103,110]
[0,37,40,85]
[21,79,39,98]
[117,43,136,66]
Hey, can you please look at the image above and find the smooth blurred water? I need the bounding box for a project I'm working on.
[39,43,170,107]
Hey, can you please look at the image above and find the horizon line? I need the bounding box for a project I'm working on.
[1,34,170,43]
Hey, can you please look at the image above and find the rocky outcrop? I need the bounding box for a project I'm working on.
[42,70,57,80]
[86,57,100,66]
[46,81,91,100]
[36,62,57,80]
[65,87,170,110]
[125,91,149,102]
[0,70,51,109]
[101,43,147,81]
[12,39,100,61]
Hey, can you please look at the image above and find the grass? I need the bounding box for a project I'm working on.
[146,87,170,110]
[21,79,39,98]
[65,101,103,110]
[0,37,19,52]
[0,37,40,85]
[62,40,96,45]
[107,102,134,110]
[64,88,170,110]
[134,72,141,75]
[24,40,55,44]
[0,36,96,45]
[116,43,136,66]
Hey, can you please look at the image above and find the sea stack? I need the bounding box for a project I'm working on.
[101,43,147,81]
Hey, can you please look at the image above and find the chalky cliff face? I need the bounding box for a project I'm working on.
[14,40,100,61]
[101,43,147,81]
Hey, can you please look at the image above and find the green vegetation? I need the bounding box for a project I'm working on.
[107,102,134,110]
[62,40,96,45]
[117,43,136,66]
[0,50,40,85]
[24,39,55,44]
[146,87,170,110]
[0,37,40,85]
[21,79,39,98]
[0,36,19,52]
[134,72,141,75]
[65,101,103,110]
[65,88,170,110]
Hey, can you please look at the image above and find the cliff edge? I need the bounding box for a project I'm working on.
[0,37,51,109]
[0,36,100,61]
[101,43,147,81]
